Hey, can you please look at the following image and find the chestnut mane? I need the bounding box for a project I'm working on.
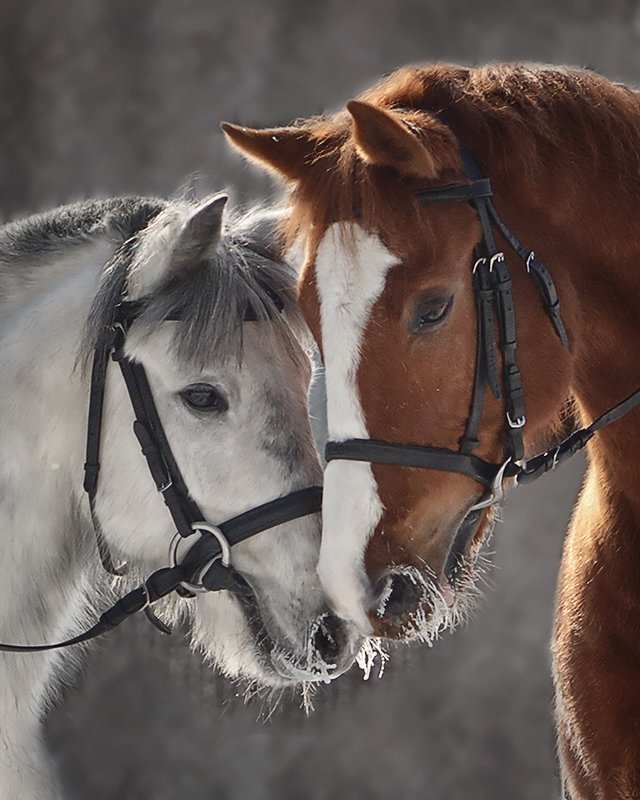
[284,63,640,247]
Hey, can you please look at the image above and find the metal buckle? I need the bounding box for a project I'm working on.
[469,459,511,511]
[157,477,173,494]
[489,252,505,272]
[526,251,535,273]
[169,522,231,594]
[473,257,487,274]
[507,411,526,429]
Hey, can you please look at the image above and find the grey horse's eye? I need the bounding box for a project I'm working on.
[181,384,229,413]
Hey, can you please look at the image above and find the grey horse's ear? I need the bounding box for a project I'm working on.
[169,194,228,277]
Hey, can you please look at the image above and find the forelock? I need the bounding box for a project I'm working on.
[83,200,303,371]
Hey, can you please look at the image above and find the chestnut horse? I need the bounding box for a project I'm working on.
[222,64,640,798]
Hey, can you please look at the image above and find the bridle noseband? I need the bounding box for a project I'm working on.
[325,131,640,510]
[0,293,322,652]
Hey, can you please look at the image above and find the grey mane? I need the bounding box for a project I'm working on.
[83,199,298,368]
[0,197,166,303]
[0,197,166,265]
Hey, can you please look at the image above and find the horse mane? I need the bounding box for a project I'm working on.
[0,197,167,261]
[0,197,167,296]
[284,63,640,247]
[84,200,300,369]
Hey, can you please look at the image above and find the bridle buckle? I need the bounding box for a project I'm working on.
[507,412,526,429]
[526,251,535,273]
[473,257,487,274]
[489,252,505,271]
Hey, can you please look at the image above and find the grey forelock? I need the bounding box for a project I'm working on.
[84,199,300,369]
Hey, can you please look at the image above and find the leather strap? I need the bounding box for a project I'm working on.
[0,565,185,652]
[325,439,499,488]
[516,387,640,484]
[486,202,569,347]
[179,486,323,578]
[83,329,128,576]
[458,257,496,454]
[414,178,492,205]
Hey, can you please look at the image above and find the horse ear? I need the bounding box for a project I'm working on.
[169,193,228,276]
[128,195,228,299]
[221,122,315,182]
[346,100,438,180]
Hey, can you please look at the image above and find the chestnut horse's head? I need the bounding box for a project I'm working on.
[222,65,573,641]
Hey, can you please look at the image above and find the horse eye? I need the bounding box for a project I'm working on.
[409,295,454,333]
[181,384,228,413]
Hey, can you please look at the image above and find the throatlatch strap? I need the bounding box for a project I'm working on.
[328,128,573,493]
[83,339,128,576]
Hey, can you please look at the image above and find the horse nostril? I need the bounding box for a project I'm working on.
[313,613,346,664]
[375,571,426,622]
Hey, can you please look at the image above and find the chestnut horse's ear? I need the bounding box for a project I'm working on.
[346,100,438,180]
[221,122,316,182]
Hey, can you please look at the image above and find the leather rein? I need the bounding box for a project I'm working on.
[325,133,640,510]
[0,295,322,652]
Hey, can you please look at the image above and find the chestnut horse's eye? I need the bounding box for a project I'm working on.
[408,294,454,333]
[181,383,228,413]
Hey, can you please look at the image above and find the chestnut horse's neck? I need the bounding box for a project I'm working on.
[461,93,640,506]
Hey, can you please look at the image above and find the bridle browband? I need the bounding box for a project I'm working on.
[0,294,322,653]
[325,130,640,510]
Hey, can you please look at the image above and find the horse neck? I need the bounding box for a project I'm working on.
[0,237,115,638]
[488,116,640,512]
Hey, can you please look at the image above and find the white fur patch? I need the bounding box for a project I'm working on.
[314,224,399,632]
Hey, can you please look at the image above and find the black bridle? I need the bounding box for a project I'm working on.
[0,297,322,652]
[325,133,640,509]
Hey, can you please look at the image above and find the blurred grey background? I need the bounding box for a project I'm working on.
[2,1,636,798]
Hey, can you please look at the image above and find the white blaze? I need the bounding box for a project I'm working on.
[314,224,399,632]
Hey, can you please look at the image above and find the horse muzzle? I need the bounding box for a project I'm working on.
[368,507,487,640]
